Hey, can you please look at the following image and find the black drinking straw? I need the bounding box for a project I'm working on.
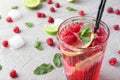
[94,0,107,33]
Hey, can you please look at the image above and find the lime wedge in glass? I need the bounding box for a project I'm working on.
[22,0,40,8]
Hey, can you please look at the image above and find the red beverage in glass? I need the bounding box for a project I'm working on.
[57,16,110,80]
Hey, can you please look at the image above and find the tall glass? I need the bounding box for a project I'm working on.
[57,16,110,80]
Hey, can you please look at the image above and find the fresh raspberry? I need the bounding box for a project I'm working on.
[48,16,54,23]
[13,26,20,33]
[62,32,77,45]
[96,27,105,36]
[46,0,52,4]
[6,17,13,22]
[107,7,114,13]
[68,22,81,33]
[55,3,60,8]
[78,10,85,16]
[41,13,46,18]
[96,36,104,43]
[109,58,117,66]
[113,24,119,30]
[50,7,55,12]
[114,9,120,15]
[46,38,54,46]
[2,40,8,47]
[118,50,120,54]
[9,70,17,78]
[36,12,42,17]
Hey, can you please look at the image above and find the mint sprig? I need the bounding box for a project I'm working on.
[34,39,43,50]
[53,53,62,68]
[25,22,34,28]
[34,63,53,75]
[0,65,2,70]
[66,7,77,11]
[78,23,91,43]
[11,6,19,9]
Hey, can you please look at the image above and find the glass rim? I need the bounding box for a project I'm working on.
[57,16,110,50]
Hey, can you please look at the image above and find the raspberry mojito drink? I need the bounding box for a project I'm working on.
[57,16,110,80]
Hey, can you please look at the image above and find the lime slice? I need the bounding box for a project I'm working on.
[44,24,58,35]
[22,0,40,8]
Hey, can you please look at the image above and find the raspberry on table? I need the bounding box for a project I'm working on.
[13,26,20,33]
[78,10,85,16]
[114,9,120,15]
[2,40,9,47]
[55,3,60,8]
[107,7,114,13]
[46,38,54,46]
[9,69,17,78]
[6,17,13,22]
[50,7,55,12]
[113,24,119,30]
[108,57,117,66]
[48,16,54,23]
[46,0,52,4]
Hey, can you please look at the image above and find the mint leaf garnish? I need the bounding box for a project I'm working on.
[0,65,2,70]
[66,7,77,11]
[40,0,46,2]
[53,53,62,68]
[79,23,91,43]
[0,15,2,20]
[34,63,54,75]
[11,6,19,9]
[25,22,34,28]
[34,39,43,50]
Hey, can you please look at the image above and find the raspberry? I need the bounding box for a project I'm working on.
[107,7,114,13]
[50,7,55,12]
[48,16,54,23]
[96,36,104,43]
[9,70,17,78]
[62,32,77,45]
[2,40,8,47]
[113,24,119,30]
[13,26,20,33]
[41,13,46,18]
[46,38,54,46]
[78,10,85,16]
[96,27,105,36]
[118,50,120,54]
[114,9,120,15]
[36,12,42,17]
[68,22,81,33]
[55,3,60,8]
[46,0,52,4]
[6,17,13,22]
[109,58,117,66]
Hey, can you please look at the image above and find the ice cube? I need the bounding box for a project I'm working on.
[9,35,25,49]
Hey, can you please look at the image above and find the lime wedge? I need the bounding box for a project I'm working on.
[67,0,75,2]
[22,0,40,8]
[44,24,58,35]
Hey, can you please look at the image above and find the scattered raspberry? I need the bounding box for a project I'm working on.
[6,17,13,22]
[13,26,20,33]
[9,70,17,78]
[118,50,120,54]
[48,16,54,23]
[55,3,60,8]
[62,32,77,45]
[50,7,55,12]
[41,13,46,18]
[114,9,120,15]
[113,24,119,30]
[46,0,52,4]
[36,12,42,17]
[2,40,8,47]
[78,10,85,16]
[46,38,54,46]
[109,58,117,66]
[107,7,114,13]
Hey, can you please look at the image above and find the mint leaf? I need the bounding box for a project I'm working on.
[53,53,62,68]
[40,0,46,2]
[34,39,43,50]
[66,7,77,11]
[0,65,2,70]
[79,23,91,42]
[25,22,34,28]
[34,63,54,75]
[11,6,19,9]
[0,16,1,19]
